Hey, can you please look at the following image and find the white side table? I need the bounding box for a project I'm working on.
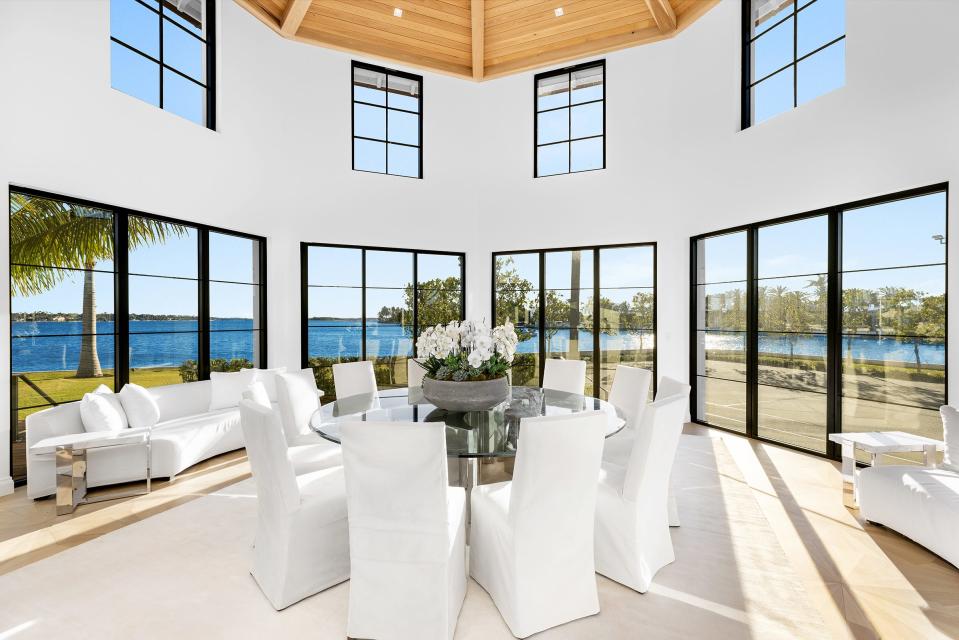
[828,431,944,508]
[30,429,152,515]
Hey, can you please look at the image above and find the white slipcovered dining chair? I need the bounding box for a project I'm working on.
[339,421,466,640]
[408,358,427,388]
[542,358,587,395]
[602,374,690,527]
[332,360,377,399]
[273,370,343,474]
[594,392,688,593]
[238,400,350,610]
[470,411,607,638]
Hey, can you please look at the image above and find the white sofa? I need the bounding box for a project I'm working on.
[858,464,959,568]
[27,380,247,499]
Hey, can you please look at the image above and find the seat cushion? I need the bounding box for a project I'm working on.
[602,430,633,467]
[150,407,245,476]
[859,465,959,568]
[297,466,349,526]
[287,438,343,475]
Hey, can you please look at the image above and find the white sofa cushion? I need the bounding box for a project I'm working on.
[276,369,320,444]
[80,385,128,432]
[939,405,959,472]
[209,370,258,410]
[242,381,272,408]
[119,383,161,428]
[859,465,959,568]
[243,367,287,402]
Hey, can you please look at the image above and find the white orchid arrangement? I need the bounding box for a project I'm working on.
[416,320,519,381]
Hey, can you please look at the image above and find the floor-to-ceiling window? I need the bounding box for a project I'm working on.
[9,187,267,483]
[493,243,656,398]
[691,185,947,458]
[302,244,464,399]
[693,231,748,432]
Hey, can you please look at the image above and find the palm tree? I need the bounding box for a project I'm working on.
[11,193,185,378]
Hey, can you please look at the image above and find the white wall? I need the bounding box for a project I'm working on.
[1,0,957,492]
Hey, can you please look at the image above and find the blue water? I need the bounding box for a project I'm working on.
[12,319,257,372]
[12,320,946,373]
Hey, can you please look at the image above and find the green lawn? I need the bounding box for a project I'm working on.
[14,367,183,424]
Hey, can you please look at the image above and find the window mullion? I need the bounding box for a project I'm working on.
[116,212,130,389]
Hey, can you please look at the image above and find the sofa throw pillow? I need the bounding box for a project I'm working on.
[940,405,959,472]
[242,381,272,409]
[80,385,128,432]
[209,369,258,410]
[276,369,321,444]
[242,367,287,402]
[118,383,161,428]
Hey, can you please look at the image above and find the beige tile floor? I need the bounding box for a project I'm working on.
[1,427,958,639]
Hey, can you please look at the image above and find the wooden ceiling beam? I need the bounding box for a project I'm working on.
[643,0,676,33]
[471,0,484,80]
[280,0,311,36]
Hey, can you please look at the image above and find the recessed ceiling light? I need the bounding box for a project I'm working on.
[393,7,403,17]
[554,7,564,17]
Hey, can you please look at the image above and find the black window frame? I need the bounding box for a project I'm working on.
[8,185,267,485]
[491,241,657,398]
[741,0,846,129]
[689,183,948,461]
[533,59,606,178]
[110,0,217,129]
[300,242,465,369]
[351,61,424,180]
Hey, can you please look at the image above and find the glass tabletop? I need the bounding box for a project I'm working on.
[309,386,626,458]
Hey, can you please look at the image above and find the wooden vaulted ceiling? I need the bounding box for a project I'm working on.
[235,0,721,80]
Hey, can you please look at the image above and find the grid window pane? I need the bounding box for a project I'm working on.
[308,246,362,287]
[752,16,794,80]
[162,68,205,125]
[111,42,160,107]
[797,39,845,106]
[387,144,419,178]
[354,139,386,173]
[163,19,205,82]
[353,63,422,178]
[210,282,260,329]
[210,330,259,368]
[797,0,845,57]
[571,138,603,172]
[535,62,604,176]
[210,232,260,284]
[129,275,198,331]
[752,67,794,124]
[129,219,198,278]
[751,0,793,38]
[842,192,946,271]
[111,0,160,58]
[537,143,569,177]
[129,332,198,387]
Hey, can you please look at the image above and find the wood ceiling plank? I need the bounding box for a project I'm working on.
[486,0,616,30]
[486,0,556,21]
[472,0,485,80]
[234,0,282,32]
[488,12,655,59]
[485,24,666,78]
[643,0,677,32]
[299,14,472,65]
[383,0,473,27]
[323,0,472,42]
[259,0,285,21]
[297,25,473,76]
[487,18,659,66]
[308,3,472,53]
[675,0,721,30]
[279,0,311,36]
[487,2,650,50]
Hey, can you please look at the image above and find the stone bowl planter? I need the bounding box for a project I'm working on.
[421,376,510,413]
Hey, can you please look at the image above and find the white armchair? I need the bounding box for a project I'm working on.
[332,360,378,398]
[542,358,587,395]
[340,420,466,640]
[470,411,607,638]
[238,400,350,610]
[594,392,688,593]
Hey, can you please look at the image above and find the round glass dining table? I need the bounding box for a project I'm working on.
[310,385,625,535]
[308,386,626,458]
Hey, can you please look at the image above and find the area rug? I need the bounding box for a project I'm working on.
[0,435,827,639]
